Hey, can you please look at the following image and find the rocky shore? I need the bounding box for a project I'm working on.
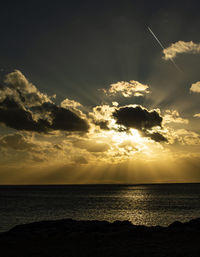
[0,218,200,257]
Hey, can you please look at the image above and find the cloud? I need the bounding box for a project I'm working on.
[102,80,150,97]
[113,106,162,130]
[190,81,200,93]
[73,139,110,152]
[90,105,114,121]
[118,140,138,151]
[0,71,89,133]
[89,104,167,142]
[166,127,200,145]
[0,131,70,165]
[144,132,168,142]
[112,101,119,107]
[3,70,51,107]
[0,133,35,150]
[0,97,49,132]
[194,113,200,118]
[163,41,200,60]
[38,103,89,132]
[88,105,115,131]
[163,110,188,124]
[175,129,200,145]
[60,98,82,109]
[31,155,46,162]
[113,106,168,142]
[94,120,110,130]
[73,156,88,164]
[60,98,86,119]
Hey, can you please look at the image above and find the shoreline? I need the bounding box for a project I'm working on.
[0,218,200,256]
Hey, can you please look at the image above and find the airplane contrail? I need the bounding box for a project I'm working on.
[147,26,182,73]
[148,27,165,50]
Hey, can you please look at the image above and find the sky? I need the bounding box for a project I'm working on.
[0,0,200,184]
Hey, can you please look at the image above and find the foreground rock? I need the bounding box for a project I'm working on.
[0,218,200,257]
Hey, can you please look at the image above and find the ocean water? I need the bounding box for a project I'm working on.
[0,183,200,232]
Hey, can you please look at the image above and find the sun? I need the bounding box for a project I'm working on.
[111,128,143,144]
[129,129,143,143]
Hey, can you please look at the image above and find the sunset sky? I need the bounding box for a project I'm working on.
[0,0,200,184]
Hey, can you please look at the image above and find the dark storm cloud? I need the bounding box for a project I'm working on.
[0,97,88,133]
[113,106,167,142]
[32,102,89,132]
[113,106,162,130]
[43,103,89,132]
[0,70,89,133]
[52,107,88,131]
[0,97,49,132]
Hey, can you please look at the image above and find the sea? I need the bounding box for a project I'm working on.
[0,183,200,232]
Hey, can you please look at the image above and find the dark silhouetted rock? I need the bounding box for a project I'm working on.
[0,218,200,257]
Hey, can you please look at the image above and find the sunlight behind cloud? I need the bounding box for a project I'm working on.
[111,128,143,145]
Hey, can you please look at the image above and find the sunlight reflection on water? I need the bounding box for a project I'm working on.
[0,184,200,232]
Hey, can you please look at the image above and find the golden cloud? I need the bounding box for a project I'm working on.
[190,81,200,93]
[102,80,150,97]
[166,128,200,146]
[163,110,188,124]
[3,70,52,106]
[60,98,82,109]
[163,41,200,60]
[194,113,200,118]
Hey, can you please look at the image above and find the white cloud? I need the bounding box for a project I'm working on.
[163,41,200,60]
[103,80,150,97]
[190,81,200,93]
